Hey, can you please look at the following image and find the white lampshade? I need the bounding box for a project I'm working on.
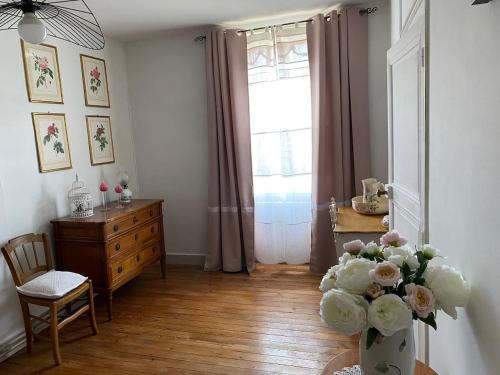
[18,12,47,44]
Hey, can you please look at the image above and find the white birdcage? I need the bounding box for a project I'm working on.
[68,174,94,218]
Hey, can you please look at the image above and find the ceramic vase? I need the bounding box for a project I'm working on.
[359,328,415,375]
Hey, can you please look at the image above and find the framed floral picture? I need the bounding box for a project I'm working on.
[32,113,72,173]
[21,41,63,104]
[86,115,115,165]
[80,54,110,107]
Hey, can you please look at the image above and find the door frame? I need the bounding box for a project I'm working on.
[386,4,429,364]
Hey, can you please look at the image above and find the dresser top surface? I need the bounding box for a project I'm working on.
[334,207,388,234]
[51,199,163,224]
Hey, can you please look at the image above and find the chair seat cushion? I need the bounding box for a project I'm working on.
[17,270,87,299]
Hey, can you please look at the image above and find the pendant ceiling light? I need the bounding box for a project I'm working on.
[0,0,104,49]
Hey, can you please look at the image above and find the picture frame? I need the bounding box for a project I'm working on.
[21,41,64,104]
[80,54,110,107]
[32,113,72,173]
[86,115,115,165]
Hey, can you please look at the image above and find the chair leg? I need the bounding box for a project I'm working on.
[106,291,113,321]
[87,281,98,335]
[19,299,33,354]
[50,304,62,365]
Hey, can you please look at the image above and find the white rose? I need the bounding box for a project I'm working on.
[320,289,368,336]
[336,258,376,295]
[388,254,404,267]
[320,265,342,292]
[360,241,380,256]
[383,245,412,259]
[367,294,413,336]
[339,252,356,265]
[406,254,420,270]
[422,244,440,260]
[425,265,470,319]
[384,245,419,270]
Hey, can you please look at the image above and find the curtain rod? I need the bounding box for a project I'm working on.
[194,7,378,42]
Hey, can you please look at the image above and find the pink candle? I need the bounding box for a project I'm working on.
[99,181,109,192]
[114,185,123,194]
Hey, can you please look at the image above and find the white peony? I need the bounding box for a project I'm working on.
[425,265,470,319]
[336,258,376,295]
[343,239,365,255]
[367,294,413,336]
[339,252,356,265]
[319,265,342,292]
[320,289,368,336]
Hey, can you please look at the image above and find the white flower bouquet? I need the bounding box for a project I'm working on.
[319,230,470,350]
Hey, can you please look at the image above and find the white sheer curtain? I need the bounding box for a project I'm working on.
[247,25,312,265]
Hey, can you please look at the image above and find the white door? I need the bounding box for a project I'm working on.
[387,13,428,362]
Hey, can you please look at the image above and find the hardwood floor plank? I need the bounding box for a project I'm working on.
[0,264,356,374]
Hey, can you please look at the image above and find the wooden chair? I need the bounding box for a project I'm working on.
[1,233,98,365]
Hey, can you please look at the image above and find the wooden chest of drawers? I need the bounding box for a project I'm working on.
[333,207,387,257]
[51,199,166,320]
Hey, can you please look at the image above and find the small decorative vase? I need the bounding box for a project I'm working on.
[359,328,415,375]
[100,191,109,211]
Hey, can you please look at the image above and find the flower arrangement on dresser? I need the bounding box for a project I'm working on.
[319,230,470,375]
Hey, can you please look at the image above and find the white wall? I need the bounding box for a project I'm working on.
[368,0,391,182]
[124,13,391,263]
[390,0,401,43]
[124,28,209,264]
[389,0,500,373]
[0,33,138,358]
[427,1,500,374]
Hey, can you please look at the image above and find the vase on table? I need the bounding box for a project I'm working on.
[359,327,415,375]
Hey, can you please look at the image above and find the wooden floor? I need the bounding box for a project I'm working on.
[0,264,357,374]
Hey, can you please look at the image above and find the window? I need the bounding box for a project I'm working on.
[247,25,312,264]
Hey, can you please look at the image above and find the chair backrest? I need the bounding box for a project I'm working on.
[329,197,338,234]
[1,233,53,287]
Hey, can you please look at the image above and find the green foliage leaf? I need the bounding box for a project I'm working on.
[401,262,411,279]
[48,68,54,78]
[419,312,437,330]
[366,327,379,350]
[53,140,64,154]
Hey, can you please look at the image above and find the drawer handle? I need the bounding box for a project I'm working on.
[115,243,121,251]
[133,216,138,224]
[136,255,141,262]
[149,209,154,217]
[117,266,123,274]
[113,224,119,232]
[135,234,139,241]
[150,226,155,233]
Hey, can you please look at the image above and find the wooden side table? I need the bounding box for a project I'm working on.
[333,207,388,256]
[321,350,438,375]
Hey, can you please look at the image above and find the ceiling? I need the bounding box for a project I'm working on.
[85,0,371,42]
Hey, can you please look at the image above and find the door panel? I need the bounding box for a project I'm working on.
[387,13,428,362]
[388,17,426,244]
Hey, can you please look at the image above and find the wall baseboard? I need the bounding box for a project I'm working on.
[165,253,206,265]
[0,310,49,363]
